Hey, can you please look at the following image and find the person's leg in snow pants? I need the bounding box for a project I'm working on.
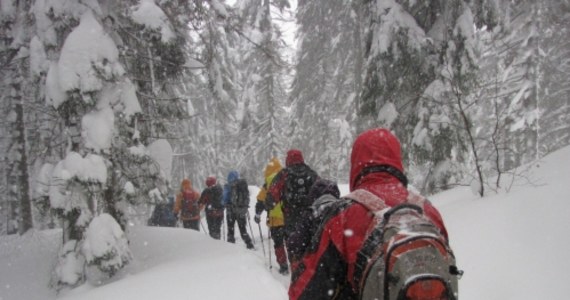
[226,211,253,248]
[271,226,289,274]
[236,213,254,249]
[206,210,223,240]
[226,211,236,243]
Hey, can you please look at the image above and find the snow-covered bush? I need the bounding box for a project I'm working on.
[53,240,86,288]
[82,214,132,283]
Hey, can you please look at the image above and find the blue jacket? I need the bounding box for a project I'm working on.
[222,170,239,206]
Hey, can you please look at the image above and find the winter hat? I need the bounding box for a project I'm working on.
[206,176,216,187]
[181,178,192,191]
[264,157,283,178]
[286,149,304,167]
[227,170,239,183]
[308,178,340,202]
[350,128,406,191]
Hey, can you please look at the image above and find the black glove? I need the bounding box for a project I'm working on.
[254,214,261,224]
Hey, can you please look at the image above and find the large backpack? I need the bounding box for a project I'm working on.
[229,179,249,214]
[205,185,223,210]
[347,189,462,300]
[283,165,317,212]
[181,191,200,220]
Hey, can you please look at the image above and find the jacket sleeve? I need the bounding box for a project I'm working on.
[289,217,349,300]
[255,184,267,215]
[256,183,267,202]
[199,189,209,206]
[222,184,231,206]
[266,170,286,210]
[173,193,182,215]
[194,190,204,210]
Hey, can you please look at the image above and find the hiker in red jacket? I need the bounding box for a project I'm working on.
[288,128,449,300]
[199,176,224,239]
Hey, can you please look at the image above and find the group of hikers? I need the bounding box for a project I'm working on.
[149,128,461,300]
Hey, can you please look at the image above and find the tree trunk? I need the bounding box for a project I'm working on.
[14,89,34,234]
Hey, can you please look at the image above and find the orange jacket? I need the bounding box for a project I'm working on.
[174,179,202,221]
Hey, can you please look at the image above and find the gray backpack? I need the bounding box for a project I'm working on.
[347,190,463,300]
[229,179,249,215]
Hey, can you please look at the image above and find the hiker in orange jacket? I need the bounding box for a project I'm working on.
[173,178,202,231]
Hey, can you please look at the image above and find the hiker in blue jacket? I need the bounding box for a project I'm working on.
[223,170,254,249]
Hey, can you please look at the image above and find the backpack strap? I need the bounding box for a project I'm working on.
[305,198,352,254]
[353,219,385,296]
[344,189,389,295]
[344,189,390,214]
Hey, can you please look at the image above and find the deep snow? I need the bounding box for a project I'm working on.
[1,146,570,299]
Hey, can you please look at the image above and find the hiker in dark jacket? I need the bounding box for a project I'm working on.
[266,149,319,266]
[199,176,224,240]
[287,178,340,272]
[222,170,254,249]
[289,128,449,300]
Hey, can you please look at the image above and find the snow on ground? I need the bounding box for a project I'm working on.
[433,146,570,300]
[1,146,570,299]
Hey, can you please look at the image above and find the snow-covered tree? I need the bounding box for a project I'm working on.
[229,0,291,180]
[22,0,184,288]
[0,0,35,234]
[289,0,362,181]
[360,0,498,194]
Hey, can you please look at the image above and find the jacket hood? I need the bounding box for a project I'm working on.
[264,157,283,178]
[227,170,239,183]
[206,176,216,187]
[180,178,193,191]
[286,149,304,167]
[350,128,405,191]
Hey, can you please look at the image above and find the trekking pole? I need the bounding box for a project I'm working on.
[222,209,227,241]
[258,223,266,259]
[268,230,273,270]
[200,217,208,236]
[246,211,256,245]
[267,228,273,270]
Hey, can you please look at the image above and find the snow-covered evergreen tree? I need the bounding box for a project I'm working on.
[230,0,290,180]
[0,0,35,234]
[360,0,498,194]
[22,0,182,288]
[290,0,361,181]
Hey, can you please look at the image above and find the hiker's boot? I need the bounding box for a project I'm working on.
[278,264,289,275]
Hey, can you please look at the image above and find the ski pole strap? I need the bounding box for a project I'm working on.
[354,165,408,188]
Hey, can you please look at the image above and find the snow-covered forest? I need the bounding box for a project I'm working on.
[1,0,569,296]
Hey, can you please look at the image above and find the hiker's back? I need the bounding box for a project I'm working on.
[347,190,461,300]
[204,184,223,210]
[283,164,317,218]
[229,178,249,215]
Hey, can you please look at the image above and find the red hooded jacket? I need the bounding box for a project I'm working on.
[289,128,449,300]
